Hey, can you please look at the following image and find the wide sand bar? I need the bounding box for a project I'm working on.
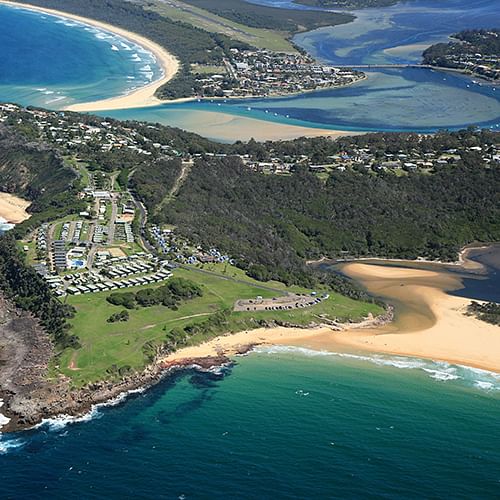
[164,262,500,373]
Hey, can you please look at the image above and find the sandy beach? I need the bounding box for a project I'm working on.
[163,261,500,373]
[0,0,180,112]
[0,192,31,223]
[171,110,359,142]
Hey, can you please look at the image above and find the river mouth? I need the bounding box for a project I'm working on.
[1,0,499,140]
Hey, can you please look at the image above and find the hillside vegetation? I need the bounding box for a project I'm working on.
[0,122,83,230]
[178,0,353,33]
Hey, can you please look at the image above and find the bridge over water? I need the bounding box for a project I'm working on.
[334,64,435,69]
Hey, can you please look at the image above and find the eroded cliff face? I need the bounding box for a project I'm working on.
[0,293,69,431]
[0,124,77,209]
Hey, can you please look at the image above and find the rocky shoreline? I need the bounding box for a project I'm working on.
[0,289,391,433]
[0,293,256,433]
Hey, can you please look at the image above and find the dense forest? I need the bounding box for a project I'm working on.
[0,122,84,237]
[178,0,353,32]
[1,106,499,292]
[0,235,78,348]
[155,154,499,284]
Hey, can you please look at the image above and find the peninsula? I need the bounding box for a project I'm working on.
[0,103,498,431]
[5,0,363,112]
[423,29,500,81]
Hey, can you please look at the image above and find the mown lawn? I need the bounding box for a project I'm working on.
[56,265,382,386]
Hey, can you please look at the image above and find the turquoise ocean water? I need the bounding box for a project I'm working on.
[0,253,499,498]
[0,4,163,109]
[0,349,499,498]
[0,3,500,496]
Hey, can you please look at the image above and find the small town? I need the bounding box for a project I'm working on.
[423,29,500,81]
[193,48,364,97]
[1,103,498,302]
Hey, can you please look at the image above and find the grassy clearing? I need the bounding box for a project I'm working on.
[190,64,226,75]
[144,0,297,53]
[57,264,382,386]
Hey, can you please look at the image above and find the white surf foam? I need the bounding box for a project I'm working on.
[111,44,119,51]
[0,400,10,428]
[0,437,25,454]
[255,346,500,391]
[36,386,146,432]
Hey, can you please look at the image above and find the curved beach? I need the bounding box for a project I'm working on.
[0,0,180,112]
[163,262,500,373]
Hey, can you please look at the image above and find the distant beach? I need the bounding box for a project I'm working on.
[0,192,31,223]
[164,259,500,374]
[0,0,180,112]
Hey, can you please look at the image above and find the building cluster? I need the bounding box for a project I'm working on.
[0,104,181,158]
[42,252,173,297]
[239,142,500,176]
[149,225,233,265]
[194,49,363,97]
[438,30,500,81]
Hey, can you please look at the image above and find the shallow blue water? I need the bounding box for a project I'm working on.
[1,350,499,498]
[1,0,500,135]
[103,66,500,135]
[104,0,500,134]
[0,4,163,108]
[1,252,500,498]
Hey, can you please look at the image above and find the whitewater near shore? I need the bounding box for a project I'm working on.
[0,0,180,112]
[164,260,500,374]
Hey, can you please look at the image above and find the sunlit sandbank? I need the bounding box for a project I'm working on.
[165,260,500,373]
[281,263,500,373]
[103,106,359,141]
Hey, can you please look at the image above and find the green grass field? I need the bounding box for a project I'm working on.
[56,264,382,386]
[144,0,298,53]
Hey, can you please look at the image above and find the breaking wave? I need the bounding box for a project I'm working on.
[255,346,500,391]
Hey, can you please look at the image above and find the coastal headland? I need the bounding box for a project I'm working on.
[164,259,500,374]
[0,0,180,112]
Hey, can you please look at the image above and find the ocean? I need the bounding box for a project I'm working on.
[1,251,499,498]
[0,349,499,498]
[0,2,500,496]
[0,4,163,109]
